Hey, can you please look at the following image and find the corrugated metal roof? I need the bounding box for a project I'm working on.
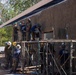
[0,0,64,28]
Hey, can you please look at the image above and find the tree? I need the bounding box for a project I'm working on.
[9,0,41,14]
[0,2,3,24]
[1,0,41,22]
[0,0,41,45]
[0,26,13,46]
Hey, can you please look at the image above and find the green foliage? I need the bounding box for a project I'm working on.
[0,26,13,46]
[9,0,41,14]
[1,0,41,21]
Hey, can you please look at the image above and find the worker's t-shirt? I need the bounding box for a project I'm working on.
[13,48,21,58]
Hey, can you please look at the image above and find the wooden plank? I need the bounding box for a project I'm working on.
[21,40,76,43]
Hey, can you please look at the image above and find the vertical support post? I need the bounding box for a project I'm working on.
[46,42,49,75]
[21,41,25,73]
[37,41,40,74]
[38,41,40,65]
[28,43,30,67]
[70,42,73,75]
[52,43,54,75]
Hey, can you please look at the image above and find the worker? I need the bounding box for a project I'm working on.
[13,23,19,41]
[59,43,69,71]
[10,44,21,73]
[40,43,46,74]
[26,18,32,41]
[20,20,26,40]
[31,24,41,40]
[12,42,17,56]
[4,41,12,69]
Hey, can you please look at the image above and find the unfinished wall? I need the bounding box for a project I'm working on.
[30,0,76,39]
[15,0,76,41]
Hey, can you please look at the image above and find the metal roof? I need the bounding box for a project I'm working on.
[0,0,64,28]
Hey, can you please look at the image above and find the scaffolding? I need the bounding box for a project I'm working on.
[20,40,76,75]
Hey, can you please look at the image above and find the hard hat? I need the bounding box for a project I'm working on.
[12,42,17,46]
[16,44,21,49]
[7,41,11,46]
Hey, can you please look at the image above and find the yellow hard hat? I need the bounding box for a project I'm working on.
[12,42,17,46]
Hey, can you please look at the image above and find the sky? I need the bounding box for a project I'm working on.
[1,0,8,4]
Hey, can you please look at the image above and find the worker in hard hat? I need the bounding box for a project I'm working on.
[9,41,17,73]
[4,41,12,69]
[11,42,17,58]
[10,44,21,73]
[59,43,69,70]
[12,42,17,46]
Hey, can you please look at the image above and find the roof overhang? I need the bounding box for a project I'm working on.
[0,0,64,28]
[0,0,53,28]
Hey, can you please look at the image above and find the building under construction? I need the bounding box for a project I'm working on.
[0,0,76,75]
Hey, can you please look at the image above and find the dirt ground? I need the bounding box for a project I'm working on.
[0,54,8,75]
[0,54,38,75]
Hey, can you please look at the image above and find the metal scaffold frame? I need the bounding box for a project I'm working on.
[20,39,76,75]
